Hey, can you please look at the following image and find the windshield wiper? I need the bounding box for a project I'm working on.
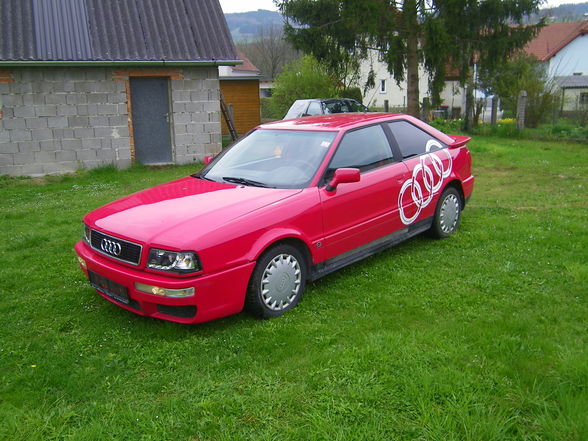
[222,176,274,188]
[191,174,215,181]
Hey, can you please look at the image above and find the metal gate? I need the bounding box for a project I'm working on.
[129,77,172,164]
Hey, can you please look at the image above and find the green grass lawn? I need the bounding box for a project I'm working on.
[0,136,587,440]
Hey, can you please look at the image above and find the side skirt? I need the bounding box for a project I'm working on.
[309,217,433,281]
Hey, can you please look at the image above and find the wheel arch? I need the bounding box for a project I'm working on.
[443,179,466,206]
[249,232,314,272]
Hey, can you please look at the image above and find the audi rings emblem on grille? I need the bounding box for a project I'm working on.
[398,139,453,225]
[100,238,122,256]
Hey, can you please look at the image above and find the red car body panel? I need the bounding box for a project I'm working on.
[319,162,410,259]
[75,113,474,324]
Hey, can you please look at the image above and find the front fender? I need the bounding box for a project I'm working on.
[247,228,318,263]
[196,188,324,274]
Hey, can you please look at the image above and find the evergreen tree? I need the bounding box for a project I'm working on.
[277,0,543,122]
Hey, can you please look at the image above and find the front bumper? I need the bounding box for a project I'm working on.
[74,241,255,324]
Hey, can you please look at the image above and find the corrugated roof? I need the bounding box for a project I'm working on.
[525,20,588,62]
[0,0,36,61]
[0,0,238,64]
[33,0,92,60]
[555,75,588,88]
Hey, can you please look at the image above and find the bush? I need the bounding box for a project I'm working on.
[270,55,339,118]
[338,87,363,103]
[430,116,587,142]
[260,97,282,120]
[479,54,561,128]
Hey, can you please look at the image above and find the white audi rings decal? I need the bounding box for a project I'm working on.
[398,140,453,225]
[100,238,122,256]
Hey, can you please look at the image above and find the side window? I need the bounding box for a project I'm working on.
[306,101,322,116]
[346,100,366,112]
[327,125,394,179]
[324,101,342,114]
[388,120,445,159]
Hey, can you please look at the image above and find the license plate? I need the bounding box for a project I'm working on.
[88,271,129,304]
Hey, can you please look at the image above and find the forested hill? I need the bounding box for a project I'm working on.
[527,2,588,23]
[224,9,283,42]
[224,3,588,42]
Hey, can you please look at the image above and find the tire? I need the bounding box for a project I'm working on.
[245,244,307,319]
[429,187,462,239]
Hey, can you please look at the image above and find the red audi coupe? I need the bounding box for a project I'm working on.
[75,113,474,324]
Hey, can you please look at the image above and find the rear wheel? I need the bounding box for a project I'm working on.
[429,187,462,238]
[245,244,307,319]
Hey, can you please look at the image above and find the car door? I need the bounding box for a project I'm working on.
[319,124,410,260]
[387,120,453,226]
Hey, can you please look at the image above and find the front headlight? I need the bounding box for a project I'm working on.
[147,248,201,274]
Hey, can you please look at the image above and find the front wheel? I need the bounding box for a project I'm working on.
[429,187,462,238]
[245,244,307,319]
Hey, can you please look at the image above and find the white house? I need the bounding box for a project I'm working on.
[525,20,588,112]
[357,50,465,119]
[357,19,588,117]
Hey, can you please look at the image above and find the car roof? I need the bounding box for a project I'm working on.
[262,113,398,130]
[293,98,359,104]
[259,113,455,145]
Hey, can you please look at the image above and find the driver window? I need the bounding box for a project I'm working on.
[326,125,394,180]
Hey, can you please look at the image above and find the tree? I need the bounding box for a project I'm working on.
[270,55,339,118]
[277,0,544,123]
[236,24,300,79]
[479,53,561,128]
[278,0,423,115]
[434,0,544,129]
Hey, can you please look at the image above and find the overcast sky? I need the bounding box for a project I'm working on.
[218,0,586,14]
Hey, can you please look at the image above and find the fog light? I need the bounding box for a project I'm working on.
[77,256,87,269]
[134,283,194,298]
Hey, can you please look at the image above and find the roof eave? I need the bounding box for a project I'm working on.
[219,75,261,81]
[0,60,242,67]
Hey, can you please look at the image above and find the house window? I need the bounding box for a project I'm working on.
[380,79,386,93]
[580,92,588,105]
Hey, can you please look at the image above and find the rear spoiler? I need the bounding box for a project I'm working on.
[447,135,471,148]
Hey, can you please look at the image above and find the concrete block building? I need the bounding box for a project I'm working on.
[0,0,239,176]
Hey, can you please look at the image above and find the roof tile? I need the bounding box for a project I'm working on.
[525,20,588,61]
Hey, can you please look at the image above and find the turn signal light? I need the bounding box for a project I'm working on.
[77,256,87,270]
[134,283,194,298]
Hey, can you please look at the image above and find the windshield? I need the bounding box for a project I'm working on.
[201,129,337,189]
[283,100,309,119]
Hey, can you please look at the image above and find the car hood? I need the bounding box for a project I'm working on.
[86,177,301,245]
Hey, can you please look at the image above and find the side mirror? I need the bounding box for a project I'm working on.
[326,168,360,192]
[203,156,214,165]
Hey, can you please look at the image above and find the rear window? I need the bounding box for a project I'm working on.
[388,120,445,159]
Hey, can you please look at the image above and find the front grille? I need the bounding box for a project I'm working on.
[90,229,142,265]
